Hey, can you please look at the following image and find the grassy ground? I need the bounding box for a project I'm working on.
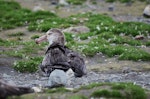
[0,0,150,98]
[10,82,149,99]
[0,0,150,72]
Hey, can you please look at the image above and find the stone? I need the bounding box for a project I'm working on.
[143,5,150,18]
[108,5,114,11]
[50,0,68,5]
[50,0,59,5]
[33,3,44,12]
[59,0,68,6]
[125,1,132,6]
[32,87,42,93]
[47,69,67,87]
[135,35,144,40]
[122,67,132,73]
[62,26,90,34]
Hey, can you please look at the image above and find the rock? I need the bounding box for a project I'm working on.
[66,69,74,78]
[32,86,42,93]
[50,0,59,5]
[62,26,90,34]
[124,72,138,80]
[59,0,68,6]
[47,69,67,87]
[125,1,132,6]
[50,0,68,5]
[33,3,44,12]
[3,73,10,78]
[108,75,122,82]
[122,67,132,73]
[108,4,114,11]
[135,35,144,40]
[143,5,150,18]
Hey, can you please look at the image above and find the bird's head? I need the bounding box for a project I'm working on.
[35,28,65,46]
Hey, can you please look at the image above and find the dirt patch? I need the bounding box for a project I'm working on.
[0,27,44,41]
[13,0,147,17]
[86,54,150,73]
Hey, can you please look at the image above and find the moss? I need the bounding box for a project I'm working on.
[0,0,21,11]
[106,0,147,3]
[112,83,147,99]
[0,38,21,46]
[46,87,71,93]
[66,0,86,5]
[125,84,147,99]
[90,83,147,99]
[64,32,74,42]
[7,32,25,37]
[2,51,23,58]
[9,82,148,99]
[145,41,150,46]
[13,56,43,73]
[73,30,150,61]
[118,48,150,61]
[81,42,150,61]
[77,32,95,40]
[96,32,143,46]
[31,35,40,39]
[79,83,103,90]
[106,0,117,3]
[0,0,58,30]
[112,83,127,90]
[91,89,123,98]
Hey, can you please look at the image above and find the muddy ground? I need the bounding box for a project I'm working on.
[0,0,150,90]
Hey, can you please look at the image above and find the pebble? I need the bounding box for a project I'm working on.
[0,67,150,90]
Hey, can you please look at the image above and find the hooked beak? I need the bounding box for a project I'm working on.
[35,35,47,44]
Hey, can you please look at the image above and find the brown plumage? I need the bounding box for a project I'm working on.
[67,52,87,77]
[0,81,34,99]
[39,42,70,76]
[35,28,65,46]
[36,28,86,77]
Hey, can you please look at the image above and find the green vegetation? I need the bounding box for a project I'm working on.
[13,57,43,72]
[0,38,46,72]
[78,82,147,99]
[111,83,147,99]
[67,13,150,61]
[0,0,150,72]
[106,0,148,3]
[83,82,147,99]
[67,0,86,5]
[30,35,40,39]
[7,32,25,37]
[0,1,149,98]
[0,0,59,31]
[11,82,148,99]
[91,89,123,98]
[0,38,22,46]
